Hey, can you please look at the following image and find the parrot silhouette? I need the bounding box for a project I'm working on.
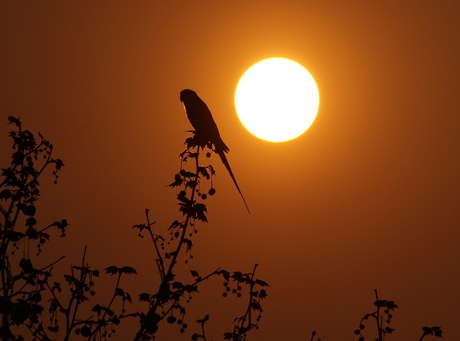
[180,89,250,213]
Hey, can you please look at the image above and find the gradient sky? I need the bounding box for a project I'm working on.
[1,1,460,340]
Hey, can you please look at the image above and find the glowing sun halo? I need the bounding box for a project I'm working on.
[234,58,320,142]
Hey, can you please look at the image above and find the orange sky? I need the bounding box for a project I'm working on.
[1,1,460,340]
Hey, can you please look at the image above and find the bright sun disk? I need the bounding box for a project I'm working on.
[234,58,320,142]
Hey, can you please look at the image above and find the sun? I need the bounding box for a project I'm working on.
[234,58,320,142]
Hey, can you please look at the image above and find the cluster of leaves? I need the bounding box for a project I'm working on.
[1,118,269,340]
[420,326,443,340]
[309,290,444,341]
[45,253,137,340]
[351,289,443,341]
[0,116,67,339]
[0,117,137,340]
[354,290,398,341]
[188,264,270,341]
[131,133,268,340]
[1,114,448,341]
[221,266,268,340]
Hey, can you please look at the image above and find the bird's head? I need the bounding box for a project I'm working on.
[180,89,197,103]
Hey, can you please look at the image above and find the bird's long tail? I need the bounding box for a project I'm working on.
[217,151,250,213]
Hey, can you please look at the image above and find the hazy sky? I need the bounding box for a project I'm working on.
[1,1,460,340]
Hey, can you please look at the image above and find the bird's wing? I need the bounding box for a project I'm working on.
[186,97,229,153]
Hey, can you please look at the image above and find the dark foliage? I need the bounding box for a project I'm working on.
[351,289,443,341]
[131,132,267,341]
[0,117,268,341]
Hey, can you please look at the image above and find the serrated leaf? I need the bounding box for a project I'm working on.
[105,266,119,275]
[255,279,269,287]
[121,266,137,275]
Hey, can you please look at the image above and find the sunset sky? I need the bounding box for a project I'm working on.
[1,1,460,340]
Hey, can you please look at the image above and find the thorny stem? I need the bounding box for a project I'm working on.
[374,289,382,341]
[144,209,165,281]
[88,270,123,340]
[165,145,200,279]
[246,263,259,327]
[133,145,201,341]
[64,246,88,341]
[233,263,259,340]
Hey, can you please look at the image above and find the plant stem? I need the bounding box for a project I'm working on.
[165,146,200,280]
[374,289,382,341]
[133,146,201,341]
